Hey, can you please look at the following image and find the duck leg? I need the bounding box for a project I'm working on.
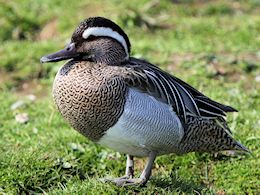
[101,155,134,183]
[125,155,134,178]
[104,151,157,186]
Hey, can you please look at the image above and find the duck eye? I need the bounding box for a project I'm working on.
[65,43,76,51]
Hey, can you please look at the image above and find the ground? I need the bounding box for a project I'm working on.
[0,0,259,194]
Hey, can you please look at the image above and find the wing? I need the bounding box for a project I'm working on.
[123,57,237,122]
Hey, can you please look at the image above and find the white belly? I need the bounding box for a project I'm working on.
[98,89,184,157]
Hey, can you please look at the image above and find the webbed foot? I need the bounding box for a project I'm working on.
[101,176,146,186]
[101,152,157,187]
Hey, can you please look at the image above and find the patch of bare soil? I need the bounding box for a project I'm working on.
[80,2,107,18]
[0,71,10,84]
[0,72,49,98]
[168,52,260,90]
[37,19,58,41]
[171,52,260,66]
[14,79,49,98]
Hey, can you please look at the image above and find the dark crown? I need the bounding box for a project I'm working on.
[72,17,131,53]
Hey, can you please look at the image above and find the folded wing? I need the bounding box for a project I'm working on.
[124,57,237,122]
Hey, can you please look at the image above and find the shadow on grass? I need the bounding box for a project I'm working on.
[150,175,206,193]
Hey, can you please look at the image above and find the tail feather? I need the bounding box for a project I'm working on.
[179,116,249,154]
[234,141,251,153]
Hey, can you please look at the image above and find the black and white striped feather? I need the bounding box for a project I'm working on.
[124,57,237,122]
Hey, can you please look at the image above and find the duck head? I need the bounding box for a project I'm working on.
[41,17,131,65]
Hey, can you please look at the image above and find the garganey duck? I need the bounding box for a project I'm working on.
[41,17,249,186]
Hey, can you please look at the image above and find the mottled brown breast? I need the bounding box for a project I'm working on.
[53,60,128,141]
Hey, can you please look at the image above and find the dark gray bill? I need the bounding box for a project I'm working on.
[40,43,80,63]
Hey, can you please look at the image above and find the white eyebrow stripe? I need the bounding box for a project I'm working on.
[82,27,129,59]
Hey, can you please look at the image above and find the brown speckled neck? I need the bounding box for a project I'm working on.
[53,60,128,141]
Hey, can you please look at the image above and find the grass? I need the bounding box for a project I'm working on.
[0,0,259,194]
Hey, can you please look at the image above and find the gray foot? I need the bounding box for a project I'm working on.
[100,175,129,183]
[101,151,157,187]
[101,176,146,186]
